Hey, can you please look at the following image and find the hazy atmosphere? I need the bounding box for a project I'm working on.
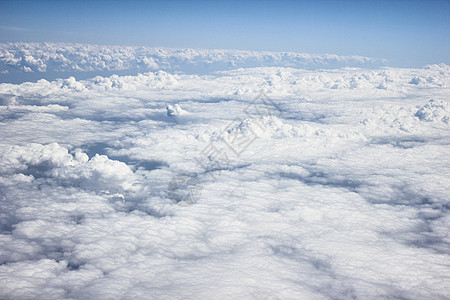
[1,0,450,67]
[1,1,449,299]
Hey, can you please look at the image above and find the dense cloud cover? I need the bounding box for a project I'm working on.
[0,44,449,299]
[0,42,385,76]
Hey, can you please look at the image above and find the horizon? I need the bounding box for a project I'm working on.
[0,41,387,84]
[1,0,449,68]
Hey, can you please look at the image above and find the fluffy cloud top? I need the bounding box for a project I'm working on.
[0,53,449,299]
[0,42,385,76]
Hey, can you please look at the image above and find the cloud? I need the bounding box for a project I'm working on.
[0,42,385,75]
[415,99,450,123]
[0,48,449,299]
[0,26,29,32]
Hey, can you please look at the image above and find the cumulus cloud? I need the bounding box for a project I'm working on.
[0,42,385,77]
[166,104,188,117]
[0,47,450,299]
[415,99,450,123]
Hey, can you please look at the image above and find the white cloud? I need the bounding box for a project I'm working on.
[0,26,29,32]
[415,99,450,123]
[0,42,385,75]
[0,45,449,299]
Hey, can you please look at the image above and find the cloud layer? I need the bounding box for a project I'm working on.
[0,48,449,299]
[0,42,385,76]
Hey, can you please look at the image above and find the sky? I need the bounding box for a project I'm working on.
[0,0,450,67]
[1,2,450,298]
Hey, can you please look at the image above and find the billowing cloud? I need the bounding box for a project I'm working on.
[0,45,449,299]
[0,42,386,76]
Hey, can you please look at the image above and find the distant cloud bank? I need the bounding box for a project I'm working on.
[0,42,385,76]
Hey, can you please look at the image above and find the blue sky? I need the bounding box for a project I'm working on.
[1,0,449,67]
